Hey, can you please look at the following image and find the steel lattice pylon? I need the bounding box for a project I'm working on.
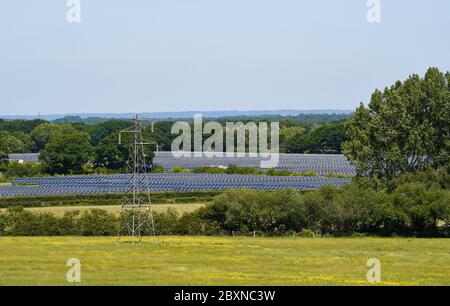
[117,115,156,243]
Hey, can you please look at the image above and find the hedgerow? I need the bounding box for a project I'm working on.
[0,191,220,208]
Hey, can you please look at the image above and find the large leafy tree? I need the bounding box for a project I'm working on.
[94,133,128,170]
[142,121,177,152]
[0,131,26,158]
[88,120,131,146]
[94,130,155,170]
[343,68,450,179]
[286,122,348,154]
[30,123,62,152]
[40,130,93,174]
[0,119,46,133]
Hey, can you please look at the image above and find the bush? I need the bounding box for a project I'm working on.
[199,189,307,235]
[193,166,226,174]
[78,209,117,236]
[225,165,264,175]
[194,169,450,237]
[0,214,7,235]
[195,165,328,178]
[298,229,316,238]
[9,211,60,236]
[0,161,43,180]
[172,166,192,173]
[391,183,450,235]
[151,164,165,173]
[153,209,178,235]
[59,211,81,236]
[265,169,293,176]
[174,212,204,235]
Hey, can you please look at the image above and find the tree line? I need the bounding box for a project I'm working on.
[0,115,350,176]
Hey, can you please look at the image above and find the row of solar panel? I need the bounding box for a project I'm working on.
[0,174,351,197]
[8,152,356,175]
[7,153,40,163]
[154,153,355,175]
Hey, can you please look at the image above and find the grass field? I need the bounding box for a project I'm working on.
[0,237,449,286]
[0,203,204,216]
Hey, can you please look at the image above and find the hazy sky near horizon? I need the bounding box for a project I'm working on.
[1,1,449,115]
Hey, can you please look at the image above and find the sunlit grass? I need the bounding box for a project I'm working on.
[0,237,449,286]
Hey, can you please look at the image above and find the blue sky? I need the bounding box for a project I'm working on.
[1,0,449,115]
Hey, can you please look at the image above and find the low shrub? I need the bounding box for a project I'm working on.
[151,164,165,173]
[153,209,178,235]
[1,207,118,236]
[225,165,264,175]
[78,209,117,236]
[0,161,43,180]
[0,214,7,235]
[193,166,227,174]
[172,166,192,173]
[265,169,293,176]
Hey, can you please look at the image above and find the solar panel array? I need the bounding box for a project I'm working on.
[154,152,356,175]
[0,174,351,197]
[8,153,40,163]
[7,152,356,175]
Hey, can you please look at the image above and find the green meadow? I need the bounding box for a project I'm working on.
[0,237,449,286]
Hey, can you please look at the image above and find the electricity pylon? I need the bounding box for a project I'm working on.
[117,115,156,243]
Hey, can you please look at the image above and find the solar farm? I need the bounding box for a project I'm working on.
[8,151,356,175]
[1,152,355,198]
[2,151,356,198]
[155,152,356,176]
[0,173,351,197]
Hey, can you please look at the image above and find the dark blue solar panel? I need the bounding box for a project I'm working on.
[154,152,356,176]
[9,152,356,175]
[0,174,351,197]
[8,153,40,163]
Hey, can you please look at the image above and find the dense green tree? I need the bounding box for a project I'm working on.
[94,133,128,169]
[286,122,348,154]
[10,132,32,152]
[0,131,26,157]
[30,123,62,152]
[87,120,131,146]
[94,130,155,170]
[1,161,43,179]
[279,119,306,152]
[143,121,177,152]
[343,68,450,179]
[0,119,46,133]
[40,130,93,174]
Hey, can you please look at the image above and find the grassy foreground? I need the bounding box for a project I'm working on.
[0,237,449,286]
